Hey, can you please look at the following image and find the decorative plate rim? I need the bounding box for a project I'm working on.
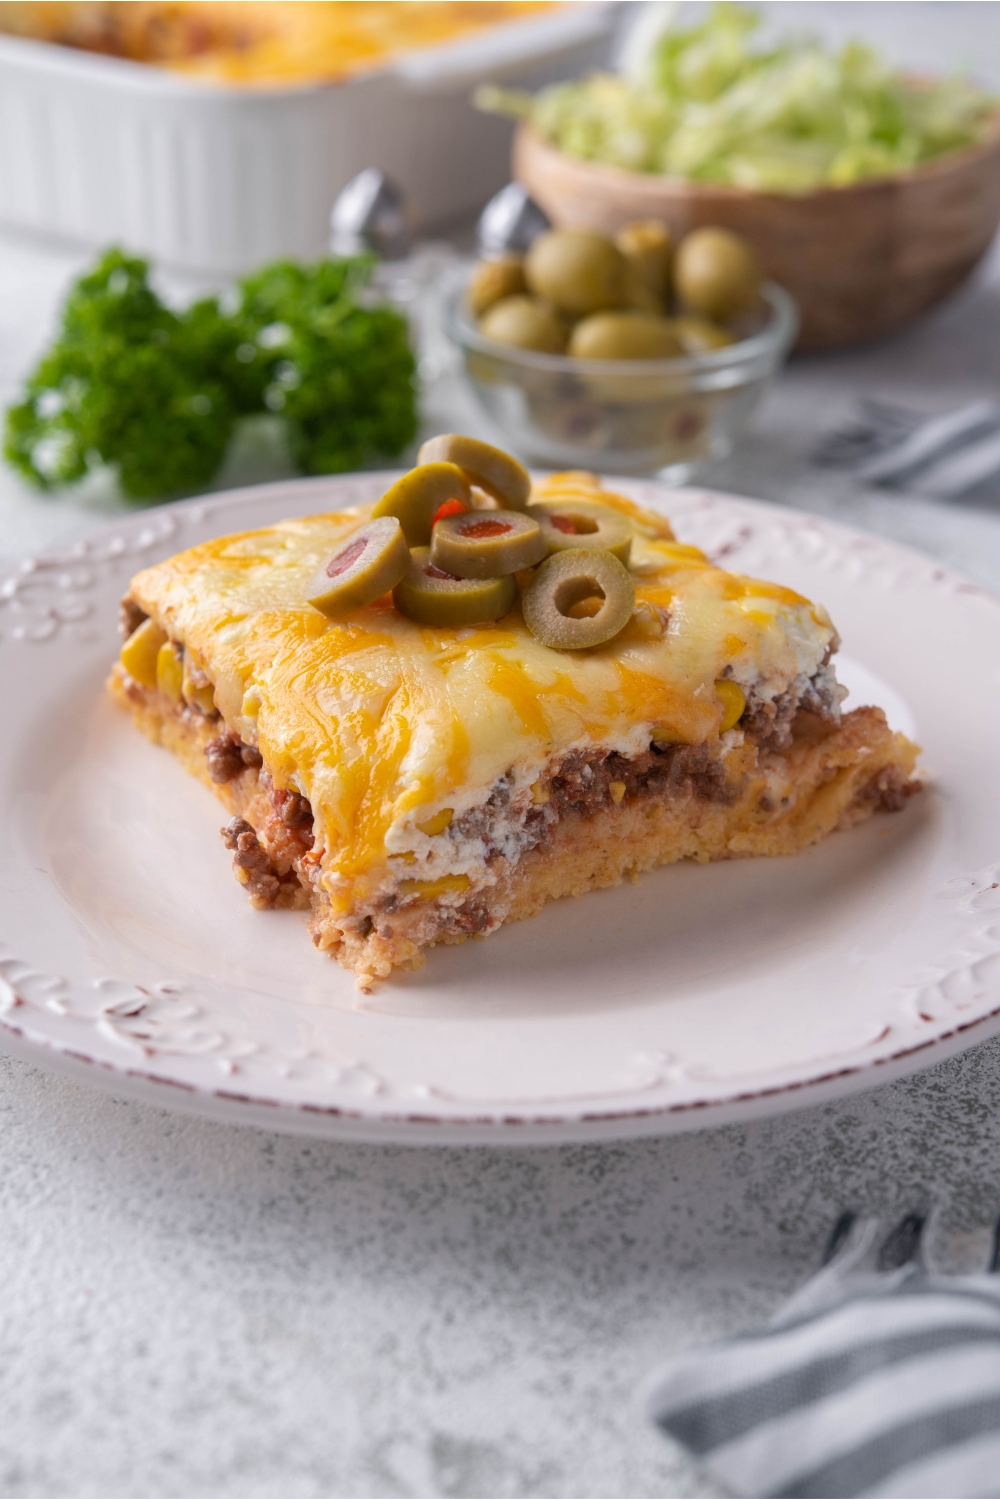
[2,472,999,1144]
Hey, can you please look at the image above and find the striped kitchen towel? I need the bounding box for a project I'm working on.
[811,397,1000,499]
[646,1215,1000,1498]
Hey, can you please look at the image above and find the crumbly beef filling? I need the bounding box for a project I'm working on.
[117,612,917,974]
[550,740,734,817]
[218,807,314,909]
[740,663,842,751]
[119,595,148,640]
[221,817,289,907]
[206,730,263,783]
[851,762,921,814]
[206,663,853,928]
[125,645,893,944]
[443,664,843,859]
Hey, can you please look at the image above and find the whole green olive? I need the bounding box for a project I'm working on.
[524,229,628,317]
[615,220,673,302]
[568,312,684,361]
[621,269,664,316]
[466,255,527,318]
[478,295,568,354]
[673,228,762,322]
[671,315,736,353]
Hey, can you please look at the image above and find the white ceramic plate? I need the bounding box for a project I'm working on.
[2,475,999,1144]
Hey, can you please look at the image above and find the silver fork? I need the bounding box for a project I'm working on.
[822,1208,1000,1274]
[813,398,1000,497]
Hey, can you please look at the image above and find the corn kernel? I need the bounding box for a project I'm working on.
[565,596,603,620]
[392,851,418,866]
[398,874,470,900]
[120,617,166,688]
[416,807,453,837]
[609,780,626,804]
[530,781,551,804]
[624,601,664,641]
[715,678,746,732]
[651,724,682,745]
[724,633,746,656]
[181,652,216,715]
[658,542,707,566]
[156,641,184,702]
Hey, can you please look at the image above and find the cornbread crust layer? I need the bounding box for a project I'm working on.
[109,666,920,986]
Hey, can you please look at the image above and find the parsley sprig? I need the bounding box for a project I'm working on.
[4,247,418,502]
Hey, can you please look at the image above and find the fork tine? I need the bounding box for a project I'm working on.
[811,399,920,469]
[987,1213,1000,1274]
[877,1212,926,1271]
[859,397,921,430]
[853,399,1000,484]
[822,1211,858,1266]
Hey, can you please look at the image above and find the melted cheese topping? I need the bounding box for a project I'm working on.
[0,2,553,86]
[126,481,835,909]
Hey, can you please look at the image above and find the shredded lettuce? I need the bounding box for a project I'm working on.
[479,3,994,192]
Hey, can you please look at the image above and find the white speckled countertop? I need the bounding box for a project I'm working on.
[3,6,1000,1495]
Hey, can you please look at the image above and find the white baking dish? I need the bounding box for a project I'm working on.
[0,4,614,273]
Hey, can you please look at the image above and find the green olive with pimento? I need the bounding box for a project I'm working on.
[393,547,518,627]
[430,509,546,579]
[372,462,472,546]
[529,497,633,564]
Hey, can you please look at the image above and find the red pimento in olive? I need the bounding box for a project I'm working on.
[528,498,633,564]
[393,548,517,626]
[430,509,546,579]
[372,463,472,545]
[433,497,468,525]
[325,536,368,575]
[306,517,411,617]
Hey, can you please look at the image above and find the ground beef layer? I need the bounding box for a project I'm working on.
[109,665,921,988]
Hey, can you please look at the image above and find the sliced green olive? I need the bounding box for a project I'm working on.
[307,517,410,616]
[372,463,472,546]
[393,548,518,627]
[417,434,531,511]
[528,497,633,565]
[431,509,545,579]
[522,549,635,651]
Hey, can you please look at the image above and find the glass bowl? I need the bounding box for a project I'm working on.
[445,281,798,483]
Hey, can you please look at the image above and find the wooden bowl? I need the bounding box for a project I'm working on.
[513,118,1000,352]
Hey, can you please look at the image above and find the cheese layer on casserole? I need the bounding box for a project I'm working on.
[0,2,554,86]
[124,485,837,915]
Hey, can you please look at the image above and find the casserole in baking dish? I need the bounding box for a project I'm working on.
[0,1,613,270]
[0,2,553,86]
